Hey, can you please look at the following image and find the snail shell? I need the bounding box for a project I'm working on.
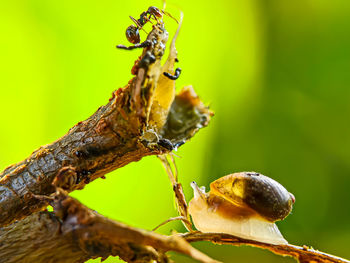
[188,172,295,245]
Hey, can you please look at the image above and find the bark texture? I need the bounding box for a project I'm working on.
[0,14,211,227]
[0,192,217,263]
[0,8,348,263]
[183,232,350,263]
[0,12,216,263]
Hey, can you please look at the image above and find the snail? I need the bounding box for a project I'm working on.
[188,172,295,245]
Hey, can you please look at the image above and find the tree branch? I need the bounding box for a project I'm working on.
[0,12,217,263]
[1,7,346,263]
[0,14,211,227]
[158,149,350,263]
[182,231,350,263]
[0,192,218,263]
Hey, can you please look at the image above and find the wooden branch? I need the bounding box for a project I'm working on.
[0,192,219,263]
[3,7,345,263]
[157,152,350,263]
[0,10,216,263]
[158,154,193,232]
[2,193,348,263]
[152,154,350,263]
[0,15,212,227]
[156,153,350,263]
[182,232,350,263]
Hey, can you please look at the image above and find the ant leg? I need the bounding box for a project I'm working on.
[129,16,148,34]
[129,16,142,28]
[144,15,154,24]
[148,14,159,24]
[163,68,181,80]
[116,40,152,50]
[162,10,179,24]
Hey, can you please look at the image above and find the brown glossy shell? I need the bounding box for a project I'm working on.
[210,172,294,222]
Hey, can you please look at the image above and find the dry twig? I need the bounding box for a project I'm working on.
[0,11,211,227]
[0,6,348,263]
[0,9,215,263]
[158,154,193,232]
[0,192,219,263]
[157,157,350,263]
[183,232,350,263]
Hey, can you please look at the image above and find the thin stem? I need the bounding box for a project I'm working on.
[158,154,193,231]
[182,232,350,263]
[152,216,190,231]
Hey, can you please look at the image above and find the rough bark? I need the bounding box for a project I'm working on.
[0,14,211,227]
[160,155,350,263]
[0,192,218,263]
[183,232,350,263]
[1,191,348,263]
[0,12,216,263]
[0,8,348,263]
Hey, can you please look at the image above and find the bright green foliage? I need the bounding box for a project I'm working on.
[1,1,350,262]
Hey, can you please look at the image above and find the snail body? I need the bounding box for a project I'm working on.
[188,172,295,245]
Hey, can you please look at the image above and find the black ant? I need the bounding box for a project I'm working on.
[125,6,162,44]
[117,6,182,80]
[117,6,178,49]
[157,138,185,151]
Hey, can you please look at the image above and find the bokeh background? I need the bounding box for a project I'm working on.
[1,0,350,262]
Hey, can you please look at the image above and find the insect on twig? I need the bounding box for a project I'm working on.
[116,6,178,50]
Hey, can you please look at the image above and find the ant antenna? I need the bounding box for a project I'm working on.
[161,1,180,24]
[162,10,179,24]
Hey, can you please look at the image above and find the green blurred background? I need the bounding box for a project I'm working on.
[1,0,350,262]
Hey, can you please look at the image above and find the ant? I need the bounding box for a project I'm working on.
[157,138,185,151]
[126,6,163,44]
[117,6,182,80]
[116,6,163,51]
[117,6,178,49]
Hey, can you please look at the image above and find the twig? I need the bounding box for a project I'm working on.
[0,10,215,263]
[0,14,211,227]
[152,216,191,232]
[0,193,219,263]
[158,154,193,231]
[182,232,350,263]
